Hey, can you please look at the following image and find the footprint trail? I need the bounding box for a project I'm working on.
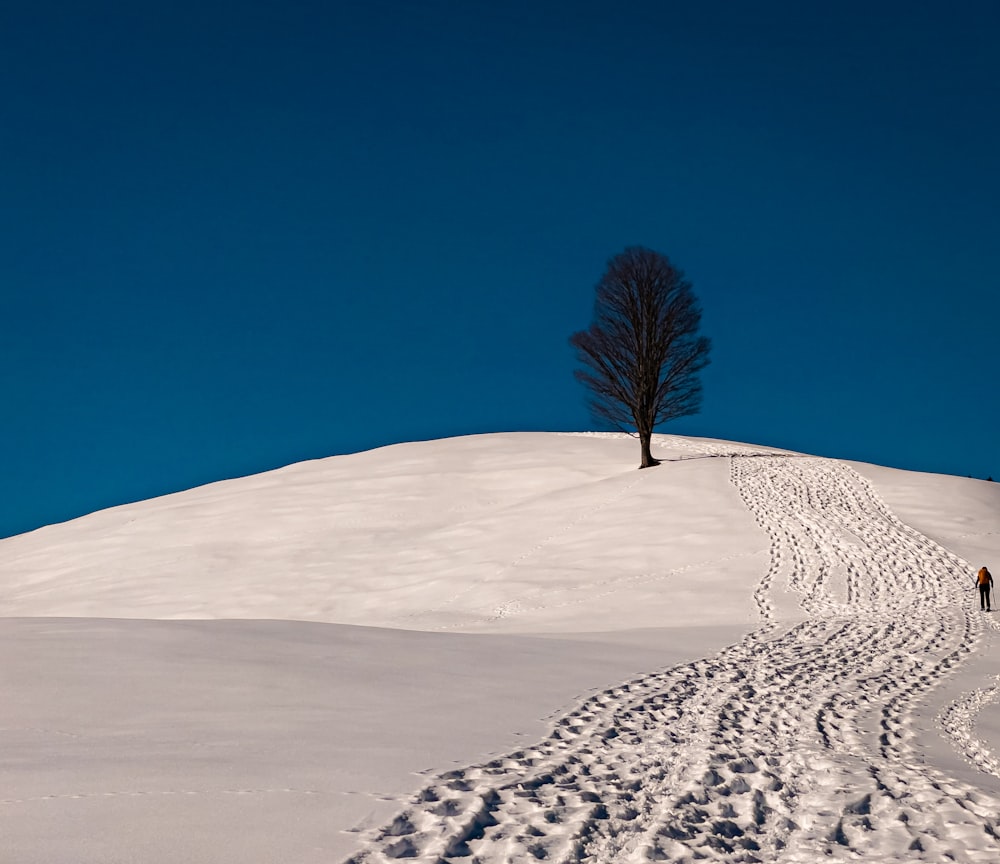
[344,450,1000,863]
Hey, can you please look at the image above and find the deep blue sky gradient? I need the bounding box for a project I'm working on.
[2,1,999,538]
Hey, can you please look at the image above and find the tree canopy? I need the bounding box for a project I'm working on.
[570,247,711,468]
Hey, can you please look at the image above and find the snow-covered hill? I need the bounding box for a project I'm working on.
[0,433,779,631]
[2,433,1000,863]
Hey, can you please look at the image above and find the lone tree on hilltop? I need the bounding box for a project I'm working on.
[570,247,711,469]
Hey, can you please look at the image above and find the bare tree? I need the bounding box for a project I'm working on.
[570,247,711,468]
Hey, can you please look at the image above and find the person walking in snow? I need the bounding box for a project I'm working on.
[977,565,993,611]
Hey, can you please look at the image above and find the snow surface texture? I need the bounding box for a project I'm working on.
[2,433,1000,863]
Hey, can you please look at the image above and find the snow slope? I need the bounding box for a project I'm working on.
[2,432,1000,863]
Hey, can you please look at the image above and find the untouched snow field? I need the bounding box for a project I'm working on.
[2,432,1000,862]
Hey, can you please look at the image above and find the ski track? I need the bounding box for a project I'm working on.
[344,444,1000,863]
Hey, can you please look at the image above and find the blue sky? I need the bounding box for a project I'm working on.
[2,0,998,539]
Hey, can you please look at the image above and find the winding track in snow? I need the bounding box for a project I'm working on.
[344,447,1000,863]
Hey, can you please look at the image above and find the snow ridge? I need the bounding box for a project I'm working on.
[344,451,1000,863]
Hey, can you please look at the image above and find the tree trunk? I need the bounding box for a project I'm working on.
[638,431,660,469]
